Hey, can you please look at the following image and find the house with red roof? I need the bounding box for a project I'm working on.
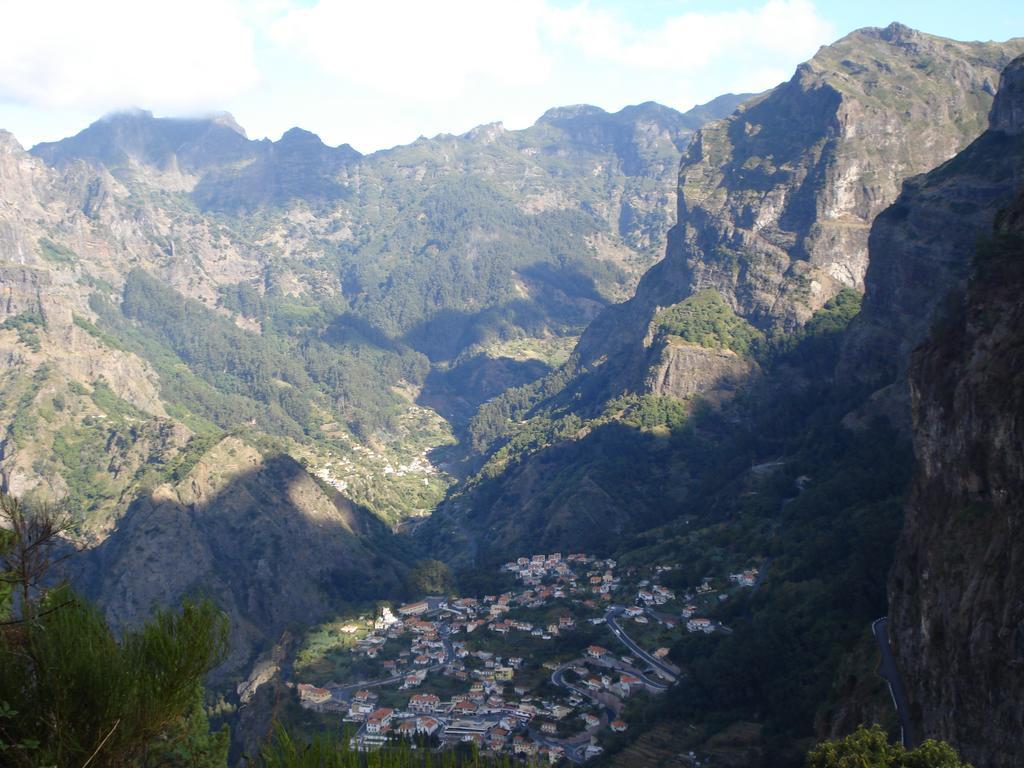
[586,645,608,659]
[366,708,394,735]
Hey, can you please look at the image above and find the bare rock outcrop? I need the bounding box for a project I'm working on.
[575,25,1024,401]
[644,339,756,400]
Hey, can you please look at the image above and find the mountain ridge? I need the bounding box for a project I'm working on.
[0,86,749,677]
[422,25,1024,562]
[569,23,1024,405]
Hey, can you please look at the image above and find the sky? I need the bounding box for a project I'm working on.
[0,0,1022,153]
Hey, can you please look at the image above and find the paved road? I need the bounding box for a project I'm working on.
[872,617,917,748]
[331,624,456,699]
[590,654,668,692]
[546,660,619,763]
[605,607,680,682]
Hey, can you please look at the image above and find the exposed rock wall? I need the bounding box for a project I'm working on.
[575,25,1024,401]
[840,56,1024,412]
[0,265,49,320]
[644,339,756,400]
[880,56,1024,767]
[888,186,1024,767]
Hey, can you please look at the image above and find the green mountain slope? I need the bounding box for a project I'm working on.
[0,94,745,676]
[425,24,1023,559]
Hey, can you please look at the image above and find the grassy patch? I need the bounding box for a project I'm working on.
[37,237,77,265]
[90,379,147,422]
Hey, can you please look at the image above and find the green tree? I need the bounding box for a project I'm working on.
[0,492,230,767]
[259,725,513,768]
[144,697,231,768]
[806,726,973,768]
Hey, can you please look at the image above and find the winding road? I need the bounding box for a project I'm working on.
[539,606,684,762]
[331,624,456,699]
[543,659,620,763]
[872,617,917,748]
[605,606,681,682]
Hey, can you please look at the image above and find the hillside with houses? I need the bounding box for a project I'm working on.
[271,551,764,764]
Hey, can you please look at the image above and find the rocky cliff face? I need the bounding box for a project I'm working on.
[0,265,49,319]
[887,59,1024,768]
[840,55,1024,417]
[644,339,756,401]
[425,29,1024,568]
[574,24,1023,399]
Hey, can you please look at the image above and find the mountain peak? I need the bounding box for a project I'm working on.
[878,21,921,43]
[0,129,25,153]
[463,122,505,143]
[209,111,247,138]
[278,126,326,147]
[538,104,608,123]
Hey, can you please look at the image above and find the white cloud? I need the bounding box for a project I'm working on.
[0,0,836,150]
[0,0,259,113]
[270,0,553,100]
[244,0,833,151]
[545,0,832,81]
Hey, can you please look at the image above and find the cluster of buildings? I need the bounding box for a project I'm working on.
[344,684,603,763]
[312,440,439,496]
[635,582,676,606]
[502,553,626,602]
[293,552,767,762]
[675,569,763,634]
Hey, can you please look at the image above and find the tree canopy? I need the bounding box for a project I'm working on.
[807,726,973,768]
[0,493,230,767]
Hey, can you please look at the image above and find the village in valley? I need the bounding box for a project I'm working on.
[286,553,762,764]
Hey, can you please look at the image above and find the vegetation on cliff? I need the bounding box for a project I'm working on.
[652,289,764,356]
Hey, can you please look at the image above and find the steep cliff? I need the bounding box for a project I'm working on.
[426,26,1024,560]
[840,55,1024,418]
[575,24,1023,399]
[644,339,756,401]
[423,34,1024,768]
[887,61,1024,767]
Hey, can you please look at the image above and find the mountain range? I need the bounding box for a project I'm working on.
[0,86,747,671]
[422,23,1023,559]
[0,19,1022,768]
